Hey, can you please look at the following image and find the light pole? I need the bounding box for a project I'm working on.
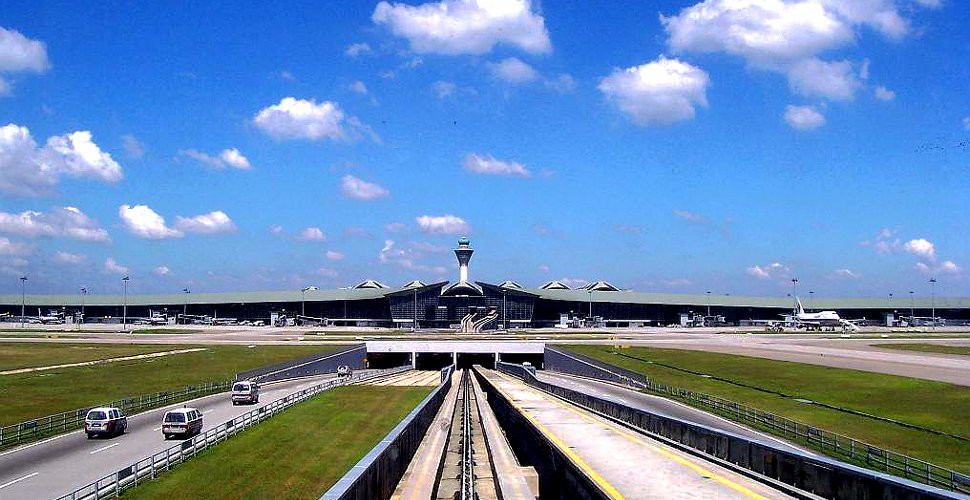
[79,287,87,330]
[301,286,318,317]
[791,278,799,315]
[587,290,593,319]
[503,290,507,330]
[809,291,814,312]
[909,290,914,325]
[412,288,417,332]
[182,288,190,324]
[122,276,130,331]
[929,278,937,323]
[20,275,27,328]
[706,290,711,317]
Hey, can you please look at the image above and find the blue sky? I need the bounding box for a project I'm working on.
[0,0,968,298]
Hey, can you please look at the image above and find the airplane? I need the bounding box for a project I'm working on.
[789,298,860,331]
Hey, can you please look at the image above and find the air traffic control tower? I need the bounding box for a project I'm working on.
[455,236,473,283]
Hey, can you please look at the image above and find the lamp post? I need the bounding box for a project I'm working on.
[20,275,27,328]
[182,288,190,324]
[412,288,417,332]
[929,278,937,324]
[809,291,814,312]
[122,276,130,331]
[301,286,318,317]
[706,290,711,317]
[79,287,87,330]
[791,278,799,315]
[587,290,593,319]
[503,290,507,330]
[909,290,914,325]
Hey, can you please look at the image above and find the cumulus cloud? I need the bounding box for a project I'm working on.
[153,265,170,276]
[916,260,961,276]
[54,251,85,264]
[784,105,826,130]
[830,268,858,279]
[297,227,326,241]
[486,57,538,84]
[902,238,935,260]
[349,80,368,95]
[432,80,457,99]
[316,267,339,278]
[416,214,469,235]
[341,174,389,200]
[462,153,530,177]
[0,125,123,197]
[787,58,860,101]
[598,56,710,126]
[874,85,895,101]
[0,27,50,74]
[253,97,377,142]
[345,42,374,57]
[104,257,129,275]
[379,239,446,273]
[121,134,144,159]
[746,262,790,280]
[0,206,110,242]
[326,250,345,261]
[180,148,252,170]
[372,0,551,55]
[174,211,236,235]
[545,73,576,93]
[119,205,182,239]
[0,237,32,256]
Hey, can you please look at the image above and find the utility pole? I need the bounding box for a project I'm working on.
[79,287,87,330]
[909,290,914,325]
[791,277,799,315]
[122,276,130,331]
[412,288,417,332]
[182,288,190,324]
[587,290,593,319]
[929,278,937,324]
[20,276,27,328]
[809,291,814,312]
[706,290,711,317]
[301,285,318,318]
[503,290,507,330]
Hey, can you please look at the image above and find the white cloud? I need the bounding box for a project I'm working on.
[316,267,339,278]
[0,237,32,256]
[153,265,170,276]
[119,205,182,239]
[297,227,326,242]
[270,225,284,236]
[874,85,895,101]
[787,58,860,101]
[746,262,790,279]
[385,222,408,233]
[0,77,10,96]
[963,117,970,131]
[104,257,129,275]
[784,105,826,130]
[545,73,576,93]
[254,97,375,142]
[54,251,85,264]
[0,125,123,197]
[538,264,550,273]
[662,278,692,286]
[463,153,531,177]
[0,206,110,242]
[372,0,551,55]
[121,134,144,159]
[938,261,962,275]
[598,56,710,126]
[349,80,368,95]
[180,148,252,170]
[341,174,389,200]
[916,260,961,276]
[902,238,935,260]
[345,43,373,57]
[416,214,469,235]
[672,209,706,224]
[0,27,50,73]
[174,211,237,235]
[326,250,345,261]
[830,268,858,279]
[432,80,457,99]
[487,57,538,84]
[378,239,442,272]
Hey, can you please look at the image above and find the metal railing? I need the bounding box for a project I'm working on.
[321,365,454,500]
[0,381,231,450]
[235,344,366,383]
[56,366,410,500]
[545,347,970,495]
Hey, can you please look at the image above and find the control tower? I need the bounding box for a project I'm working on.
[455,236,473,283]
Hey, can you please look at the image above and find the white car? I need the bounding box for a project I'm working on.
[84,407,127,439]
[231,381,259,405]
[161,407,203,439]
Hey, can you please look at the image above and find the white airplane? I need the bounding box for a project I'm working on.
[791,298,860,331]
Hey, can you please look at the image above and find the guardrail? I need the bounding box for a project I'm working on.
[235,344,366,383]
[321,365,455,500]
[545,346,970,495]
[0,381,231,451]
[498,360,964,500]
[55,366,410,500]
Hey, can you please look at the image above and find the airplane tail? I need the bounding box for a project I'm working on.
[794,297,805,315]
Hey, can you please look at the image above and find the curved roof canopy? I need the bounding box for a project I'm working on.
[441,281,483,296]
[354,280,389,290]
[402,280,427,289]
[578,280,620,292]
[499,280,523,289]
[540,280,571,290]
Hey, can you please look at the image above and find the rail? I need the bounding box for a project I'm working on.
[498,361,963,500]
[235,344,366,383]
[321,365,455,500]
[545,346,970,495]
[55,366,410,500]
[460,370,475,500]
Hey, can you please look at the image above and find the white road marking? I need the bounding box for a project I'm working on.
[0,472,39,489]
[203,410,215,414]
[89,443,120,455]
[153,427,161,431]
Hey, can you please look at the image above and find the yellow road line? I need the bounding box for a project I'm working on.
[492,371,769,500]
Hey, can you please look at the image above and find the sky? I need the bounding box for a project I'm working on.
[0,0,968,298]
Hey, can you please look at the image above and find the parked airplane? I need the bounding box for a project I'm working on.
[790,298,860,331]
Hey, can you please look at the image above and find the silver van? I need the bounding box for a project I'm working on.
[231,381,260,405]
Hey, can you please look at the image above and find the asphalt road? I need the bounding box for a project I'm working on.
[0,373,341,499]
[535,370,811,455]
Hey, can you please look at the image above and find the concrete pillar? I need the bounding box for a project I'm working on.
[453,351,458,366]
[495,352,501,364]
[411,351,416,369]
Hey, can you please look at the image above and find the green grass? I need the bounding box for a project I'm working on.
[875,343,970,356]
[0,343,184,371]
[0,343,342,425]
[565,345,970,473]
[123,385,432,500]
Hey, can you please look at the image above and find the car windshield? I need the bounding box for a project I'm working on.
[87,410,107,420]
[233,383,250,391]
[164,412,186,423]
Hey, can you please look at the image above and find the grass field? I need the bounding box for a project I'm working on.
[566,345,970,473]
[0,343,186,371]
[0,343,342,425]
[875,343,970,356]
[123,385,431,500]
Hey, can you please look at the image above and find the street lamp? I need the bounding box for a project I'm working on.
[301,286,318,317]
[809,291,814,312]
[929,278,937,324]
[412,288,418,332]
[791,278,799,315]
[122,276,130,331]
[19,276,27,328]
[706,290,711,317]
[79,287,88,330]
[909,290,914,325]
[502,290,507,330]
[182,288,190,324]
[587,289,593,319]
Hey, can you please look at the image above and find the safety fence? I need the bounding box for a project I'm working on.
[235,344,366,383]
[0,380,231,451]
[55,366,410,500]
[321,365,455,500]
[544,346,970,496]
[497,360,963,500]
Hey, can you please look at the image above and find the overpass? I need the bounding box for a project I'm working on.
[365,340,545,369]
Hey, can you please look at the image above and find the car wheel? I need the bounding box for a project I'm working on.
[86,432,93,439]
[163,433,170,440]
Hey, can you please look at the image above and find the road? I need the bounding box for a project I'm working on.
[535,370,811,455]
[0,374,341,499]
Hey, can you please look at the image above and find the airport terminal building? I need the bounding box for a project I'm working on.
[2,238,968,328]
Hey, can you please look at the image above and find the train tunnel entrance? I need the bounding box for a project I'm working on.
[498,353,544,369]
[415,352,454,370]
[366,352,411,369]
[456,352,496,369]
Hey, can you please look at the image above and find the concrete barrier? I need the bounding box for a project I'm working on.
[236,344,366,383]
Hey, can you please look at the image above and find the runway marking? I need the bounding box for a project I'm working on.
[90,443,120,455]
[0,472,38,489]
